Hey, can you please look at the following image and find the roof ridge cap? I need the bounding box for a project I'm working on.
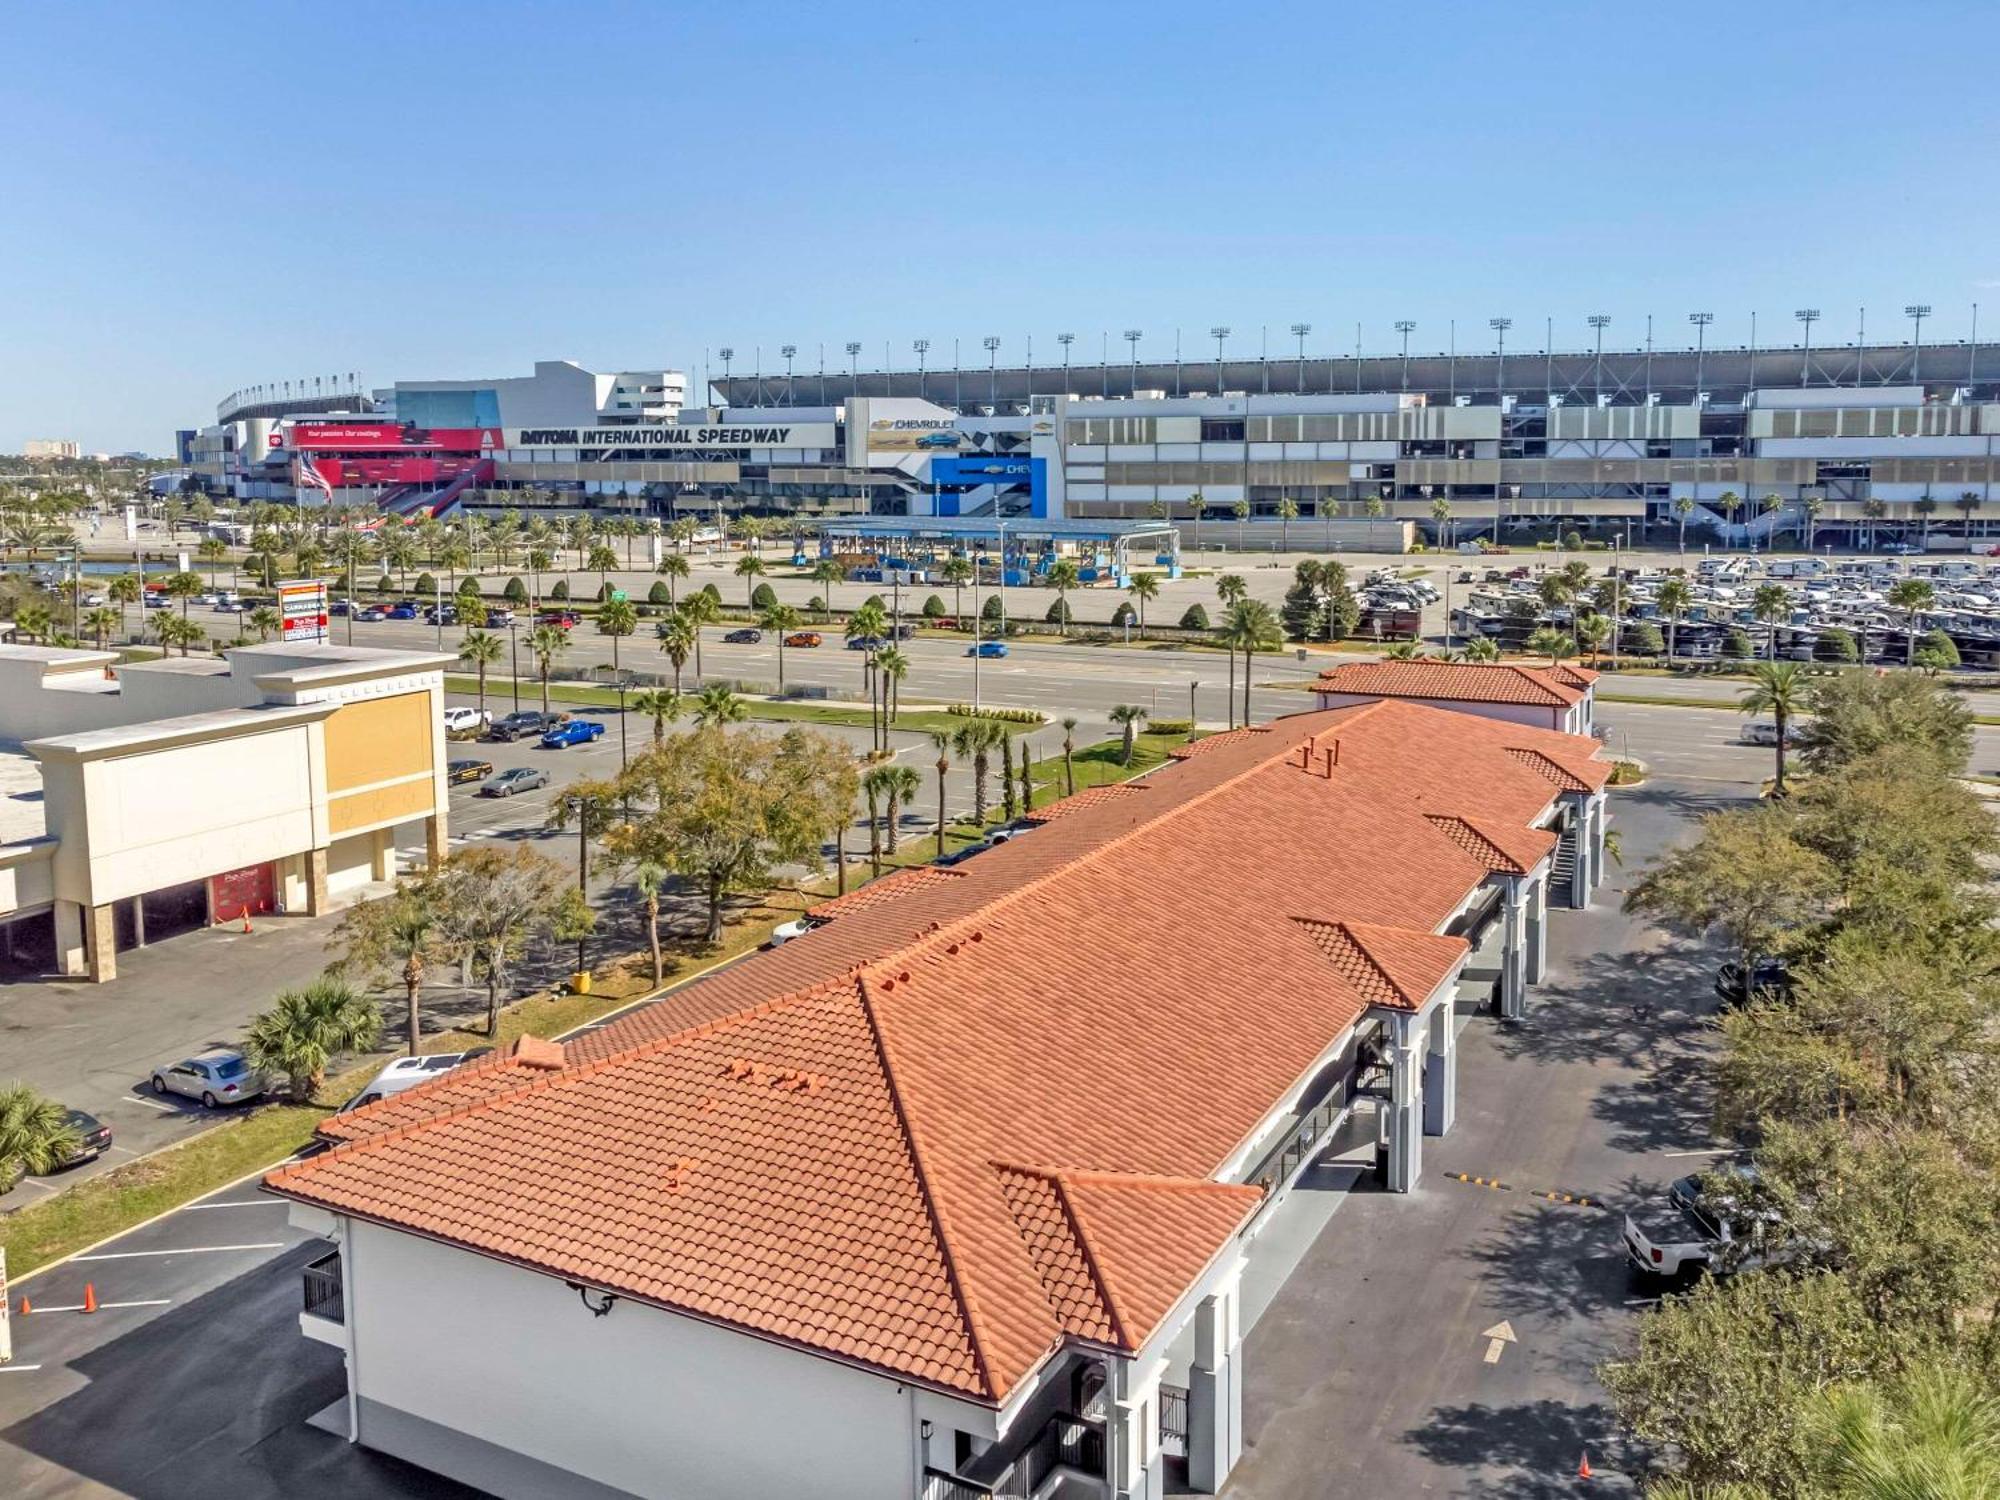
[1041,1170,1133,1349]
[856,973,1001,1399]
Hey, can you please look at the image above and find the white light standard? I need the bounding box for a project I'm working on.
[1056,332,1075,396]
[1209,326,1231,392]
[781,344,797,404]
[983,336,1001,408]
[1291,323,1312,392]
[845,342,862,393]
[1489,318,1512,402]
[1395,320,1416,392]
[1587,315,1611,404]
[912,339,929,402]
[717,347,734,397]
[1793,310,1818,387]
[1123,329,1143,397]
[1905,303,1931,385]
[1688,312,1714,402]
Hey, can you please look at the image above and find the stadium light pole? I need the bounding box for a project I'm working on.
[1793,311,1817,387]
[1394,320,1416,392]
[1056,332,1075,395]
[983,336,1002,408]
[1905,304,1931,384]
[1587,314,1611,404]
[717,347,734,397]
[1210,326,1230,392]
[1124,329,1143,398]
[1489,318,1512,404]
[1689,312,1714,401]
[845,342,862,402]
[912,340,929,403]
[1291,323,1312,392]
[781,344,796,404]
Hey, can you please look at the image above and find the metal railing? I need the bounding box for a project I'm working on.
[1245,1090,1351,1197]
[1159,1383,1189,1458]
[922,1467,989,1500]
[994,1412,1105,1497]
[301,1250,343,1323]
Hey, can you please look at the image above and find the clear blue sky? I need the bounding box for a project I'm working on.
[5,0,1997,453]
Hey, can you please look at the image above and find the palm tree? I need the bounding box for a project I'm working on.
[163,568,203,618]
[629,688,683,743]
[1189,491,1209,549]
[875,645,909,737]
[694,683,745,726]
[586,543,618,590]
[81,605,121,648]
[940,557,974,623]
[0,1082,81,1179]
[926,729,953,857]
[1656,576,1694,663]
[1045,558,1081,635]
[1430,494,1453,551]
[1126,571,1160,638]
[1222,598,1282,726]
[526,624,570,715]
[1802,494,1824,552]
[1861,497,1888,552]
[1954,488,1982,537]
[1275,497,1299,551]
[633,861,668,984]
[108,571,141,638]
[241,977,381,1101]
[1575,612,1612,665]
[679,589,720,678]
[458,629,504,718]
[1739,660,1808,795]
[13,600,53,644]
[1672,495,1696,553]
[1525,625,1577,665]
[761,603,801,691]
[655,551,690,603]
[1913,494,1938,549]
[1232,498,1251,551]
[734,552,766,607]
[1216,573,1247,611]
[156,614,205,657]
[1461,635,1501,663]
[884,765,920,854]
[951,719,1005,825]
[1715,489,1742,546]
[655,609,697,691]
[1886,578,1935,666]
[1813,1368,2000,1498]
[1751,582,1790,659]
[1109,703,1149,765]
[246,605,281,642]
[860,766,894,876]
[1060,716,1078,796]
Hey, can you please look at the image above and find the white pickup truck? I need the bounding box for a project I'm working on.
[1622,1169,1766,1281]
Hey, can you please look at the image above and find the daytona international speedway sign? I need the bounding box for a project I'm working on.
[506,424,836,450]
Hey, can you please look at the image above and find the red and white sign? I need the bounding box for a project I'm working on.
[210,863,276,920]
[276,579,329,643]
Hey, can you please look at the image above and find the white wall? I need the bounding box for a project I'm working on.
[344,1220,982,1500]
[1314,690,1559,731]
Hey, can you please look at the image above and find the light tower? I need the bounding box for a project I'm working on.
[1290,323,1312,392]
[1394,320,1416,392]
[1689,312,1714,401]
[780,344,797,404]
[1489,318,1512,402]
[1905,303,1931,384]
[1209,325,1231,392]
[912,339,929,402]
[1587,314,1611,403]
[1793,310,1818,386]
[983,335,1002,408]
[718,347,734,392]
[1056,331,1075,395]
[1123,329,1143,397]
[845,342,862,393]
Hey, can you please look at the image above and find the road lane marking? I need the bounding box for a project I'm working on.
[1663,1147,1733,1157]
[124,1095,181,1114]
[0,1365,45,1373]
[180,1200,287,1210]
[1480,1320,1517,1364]
[74,1242,285,1262]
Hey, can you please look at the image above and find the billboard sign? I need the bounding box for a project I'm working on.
[277,579,329,644]
[505,424,835,451]
[931,456,1031,485]
[288,423,503,452]
[867,417,962,453]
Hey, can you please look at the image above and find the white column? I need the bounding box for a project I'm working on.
[1527,873,1548,986]
[1569,799,1591,909]
[1499,878,1528,1020]
[54,900,88,978]
[1387,1015,1424,1192]
[1187,1276,1243,1493]
[1591,795,1608,896]
[1422,1000,1456,1137]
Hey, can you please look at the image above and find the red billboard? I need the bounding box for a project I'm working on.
[288,423,502,453]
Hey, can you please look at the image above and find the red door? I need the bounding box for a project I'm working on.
[209,863,276,921]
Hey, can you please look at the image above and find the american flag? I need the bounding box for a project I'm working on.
[293,454,334,500]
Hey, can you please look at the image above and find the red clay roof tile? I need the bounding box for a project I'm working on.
[1314,658,1588,708]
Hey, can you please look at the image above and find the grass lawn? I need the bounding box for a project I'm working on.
[443,674,1034,737]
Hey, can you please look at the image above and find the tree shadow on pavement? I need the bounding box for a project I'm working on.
[1402,1398,1643,1498]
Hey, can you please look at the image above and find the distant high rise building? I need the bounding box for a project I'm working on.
[23,439,81,459]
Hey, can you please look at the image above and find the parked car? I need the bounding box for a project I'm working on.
[442,706,491,735]
[150,1049,264,1109]
[479,766,550,797]
[329,599,353,617]
[423,604,459,626]
[337,1048,495,1113]
[1741,720,1782,746]
[447,758,495,786]
[891,623,917,640]
[536,610,582,629]
[936,841,991,867]
[768,914,828,947]
[967,641,1009,658]
[985,824,1032,845]
[483,607,514,627]
[45,1108,113,1170]
[540,719,606,749]
[1622,1168,1768,1281]
[143,592,172,609]
[1715,958,1792,1008]
[486,710,566,742]
[356,605,390,622]
[783,632,823,648]
[847,635,885,651]
[386,603,419,621]
[723,628,763,644]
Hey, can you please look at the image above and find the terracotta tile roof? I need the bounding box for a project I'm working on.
[1314,659,1587,709]
[1423,813,1558,875]
[808,865,966,920]
[1505,745,1610,795]
[317,1039,564,1145]
[1550,662,1599,689]
[267,699,1604,1405]
[1022,783,1148,825]
[1295,919,1469,1010]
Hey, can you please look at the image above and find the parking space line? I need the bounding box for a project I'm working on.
[124,1094,181,1114]
[0,1365,45,1373]
[74,1242,285,1262]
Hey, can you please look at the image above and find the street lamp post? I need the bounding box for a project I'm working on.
[1209,326,1231,392]
[983,336,1001,408]
[1489,318,1512,403]
[912,339,929,402]
[508,616,520,713]
[1123,329,1143,397]
[1794,310,1818,387]
[1689,312,1714,401]
[1395,320,1416,392]
[1905,304,1931,385]
[1587,315,1611,404]
[1291,323,1311,393]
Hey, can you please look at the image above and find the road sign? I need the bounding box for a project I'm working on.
[276,579,330,644]
[609,589,627,603]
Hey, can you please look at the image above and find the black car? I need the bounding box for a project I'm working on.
[53,1108,113,1169]
[1715,958,1792,1008]
[723,628,764,644]
[486,711,566,742]
[447,758,495,785]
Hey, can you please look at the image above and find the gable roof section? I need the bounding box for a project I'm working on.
[1505,745,1610,795]
[1022,782,1149,825]
[1314,659,1585,709]
[1295,919,1469,1011]
[317,1038,564,1145]
[808,864,966,920]
[266,699,1605,1405]
[1424,813,1558,875]
[1550,662,1600,689]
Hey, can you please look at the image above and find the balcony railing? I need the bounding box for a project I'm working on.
[1245,1089,1351,1196]
[302,1250,343,1323]
[1158,1382,1189,1458]
[922,1468,989,1500]
[931,1411,1107,1498]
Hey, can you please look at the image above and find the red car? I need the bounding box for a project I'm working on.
[536,610,582,629]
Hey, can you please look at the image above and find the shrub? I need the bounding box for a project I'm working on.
[1914,628,1960,672]
[1817,627,1861,663]
[503,576,528,603]
[1606,760,1645,786]
[1045,598,1071,624]
[647,580,671,605]
[550,579,570,601]
[414,571,436,596]
[1110,602,1136,626]
[981,593,1004,622]
[373,574,394,594]
[806,595,826,614]
[1147,718,1193,735]
[751,582,778,610]
[1622,621,1665,655]
[1562,529,1584,551]
[945,704,1043,724]
[1178,603,1211,630]
[1722,627,1753,659]
[699,582,722,603]
[921,594,947,619]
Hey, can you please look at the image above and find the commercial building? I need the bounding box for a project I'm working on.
[22,439,81,460]
[268,693,1610,1500]
[0,640,451,982]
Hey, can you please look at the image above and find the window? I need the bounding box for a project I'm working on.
[214,1058,249,1080]
[1201,419,1245,441]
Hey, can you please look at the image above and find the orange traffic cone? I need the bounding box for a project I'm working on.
[16,1294,29,1315]
[82,1283,97,1314]
[241,906,253,934]
[1578,1452,1593,1480]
